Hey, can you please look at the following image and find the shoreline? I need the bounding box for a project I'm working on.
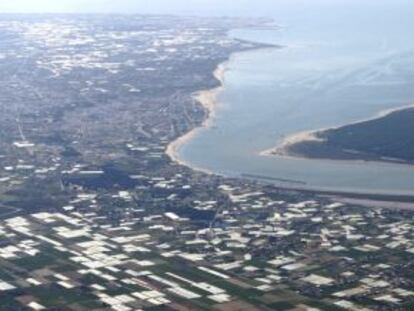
[260,130,324,157]
[261,103,414,160]
[165,25,280,174]
[164,53,414,198]
[165,60,228,174]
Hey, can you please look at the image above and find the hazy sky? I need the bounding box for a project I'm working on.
[0,0,391,15]
[0,0,412,18]
[0,0,304,15]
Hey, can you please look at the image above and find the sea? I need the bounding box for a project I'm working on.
[175,1,414,195]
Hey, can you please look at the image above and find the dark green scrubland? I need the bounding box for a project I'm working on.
[288,107,414,163]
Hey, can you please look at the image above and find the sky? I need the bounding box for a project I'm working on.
[0,0,296,15]
[0,0,412,21]
[0,0,394,15]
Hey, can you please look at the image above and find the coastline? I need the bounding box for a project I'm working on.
[164,24,280,174]
[165,61,227,173]
[261,103,414,160]
[164,44,414,197]
[162,26,414,198]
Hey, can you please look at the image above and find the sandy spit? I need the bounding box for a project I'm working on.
[261,103,414,158]
[260,130,324,157]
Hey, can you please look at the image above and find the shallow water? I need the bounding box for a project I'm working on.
[177,3,414,195]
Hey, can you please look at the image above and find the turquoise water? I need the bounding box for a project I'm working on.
[177,3,414,195]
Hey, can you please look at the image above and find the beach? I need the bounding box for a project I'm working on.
[260,130,324,157]
[165,62,226,170]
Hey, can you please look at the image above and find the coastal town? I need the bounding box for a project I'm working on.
[0,14,414,311]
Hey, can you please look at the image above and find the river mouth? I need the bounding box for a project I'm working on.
[172,8,414,197]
